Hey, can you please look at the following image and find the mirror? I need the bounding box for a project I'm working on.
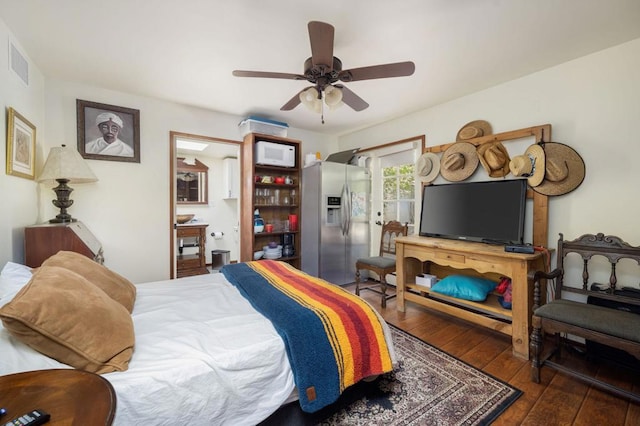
[177,157,208,204]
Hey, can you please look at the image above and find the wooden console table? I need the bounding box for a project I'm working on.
[395,235,545,359]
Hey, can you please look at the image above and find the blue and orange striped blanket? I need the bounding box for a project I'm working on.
[221,260,395,413]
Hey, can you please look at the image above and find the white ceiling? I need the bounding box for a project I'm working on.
[1,0,640,136]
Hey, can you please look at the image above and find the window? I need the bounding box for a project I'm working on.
[358,135,424,249]
[382,162,415,234]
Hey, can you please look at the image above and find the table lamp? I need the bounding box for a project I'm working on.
[38,144,98,223]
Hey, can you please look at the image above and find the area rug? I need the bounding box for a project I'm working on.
[261,324,522,425]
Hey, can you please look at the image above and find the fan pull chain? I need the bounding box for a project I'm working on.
[321,91,325,124]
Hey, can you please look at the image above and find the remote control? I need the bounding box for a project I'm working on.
[3,409,50,426]
[504,244,535,254]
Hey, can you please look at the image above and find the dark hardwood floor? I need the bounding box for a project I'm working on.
[347,283,640,426]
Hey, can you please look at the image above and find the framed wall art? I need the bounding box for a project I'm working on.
[77,99,140,163]
[6,107,36,179]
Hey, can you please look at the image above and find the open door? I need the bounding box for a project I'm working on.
[169,131,242,279]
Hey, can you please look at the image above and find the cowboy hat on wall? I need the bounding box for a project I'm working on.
[440,142,479,182]
[477,142,511,178]
[416,152,440,184]
[509,144,546,187]
[437,119,493,182]
[456,120,492,141]
[533,142,585,196]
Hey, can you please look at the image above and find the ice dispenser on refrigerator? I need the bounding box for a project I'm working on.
[326,196,341,225]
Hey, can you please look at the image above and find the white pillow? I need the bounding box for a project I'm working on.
[0,262,34,303]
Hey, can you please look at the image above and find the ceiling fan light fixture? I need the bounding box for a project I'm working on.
[324,86,343,109]
[300,87,322,113]
[233,22,414,115]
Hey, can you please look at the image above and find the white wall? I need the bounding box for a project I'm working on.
[339,38,640,253]
[0,14,337,281]
[0,21,45,266]
[41,79,335,283]
[289,128,338,162]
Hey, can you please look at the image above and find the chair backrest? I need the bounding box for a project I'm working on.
[554,232,640,306]
[379,221,409,257]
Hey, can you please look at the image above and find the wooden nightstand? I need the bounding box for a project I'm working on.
[24,222,103,267]
[0,369,116,425]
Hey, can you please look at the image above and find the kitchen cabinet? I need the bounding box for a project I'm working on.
[222,157,239,199]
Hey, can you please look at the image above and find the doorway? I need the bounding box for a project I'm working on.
[356,135,425,255]
[169,131,243,279]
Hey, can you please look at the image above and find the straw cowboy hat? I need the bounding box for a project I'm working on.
[533,142,585,196]
[509,144,546,187]
[477,142,511,178]
[456,120,492,141]
[440,142,479,182]
[416,152,441,184]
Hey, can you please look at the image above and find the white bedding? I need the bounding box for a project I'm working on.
[0,264,295,425]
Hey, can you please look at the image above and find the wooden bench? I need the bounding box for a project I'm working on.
[530,233,640,403]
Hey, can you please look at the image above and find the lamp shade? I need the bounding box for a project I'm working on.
[38,145,98,183]
[299,87,322,113]
[324,86,344,110]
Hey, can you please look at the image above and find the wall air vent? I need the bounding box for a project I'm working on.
[9,40,29,86]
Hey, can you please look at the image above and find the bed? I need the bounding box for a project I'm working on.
[0,253,396,425]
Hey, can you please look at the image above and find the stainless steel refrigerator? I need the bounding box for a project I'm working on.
[301,161,370,285]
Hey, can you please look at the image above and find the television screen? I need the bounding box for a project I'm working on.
[419,179,527,245]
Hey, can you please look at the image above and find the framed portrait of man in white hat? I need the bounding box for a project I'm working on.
[77,99,140,163]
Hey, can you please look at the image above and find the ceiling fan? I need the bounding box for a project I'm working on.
[232,21,415,121]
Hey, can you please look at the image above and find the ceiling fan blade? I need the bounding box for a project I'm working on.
[233,70,306,80]
[335,85,369,111]
[308,21,334,71]
[338,61,415,82]
[280,87,311,111]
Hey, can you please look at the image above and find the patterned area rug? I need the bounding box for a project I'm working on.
[260,325,522,426]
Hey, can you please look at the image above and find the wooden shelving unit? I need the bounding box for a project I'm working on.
[240,133,302,268]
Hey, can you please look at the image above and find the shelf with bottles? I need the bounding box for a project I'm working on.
[254,211,298,232]
[254,187,298,208]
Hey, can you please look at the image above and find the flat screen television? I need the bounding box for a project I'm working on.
[419,179,527,245]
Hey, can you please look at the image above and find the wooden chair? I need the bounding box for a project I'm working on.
[355,220,408,308]
[530,233,640,403]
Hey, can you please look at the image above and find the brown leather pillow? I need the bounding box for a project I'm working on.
[42,251,136,312]
[0,266,134,373]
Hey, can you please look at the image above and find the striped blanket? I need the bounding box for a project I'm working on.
[221,260,394,413]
